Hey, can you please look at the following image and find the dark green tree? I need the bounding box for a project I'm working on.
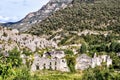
[110,41,120,52]
[80,42,87,54]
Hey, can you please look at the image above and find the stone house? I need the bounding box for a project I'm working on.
[31,51,69,72]
[76,53,112,70]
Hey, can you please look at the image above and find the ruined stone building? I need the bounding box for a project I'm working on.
[76,53,112,70]
[31,52,112,72]
[31,51,69,72]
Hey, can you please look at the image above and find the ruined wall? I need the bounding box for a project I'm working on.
[31,53,69,72]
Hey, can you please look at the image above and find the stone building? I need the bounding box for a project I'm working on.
[31,52,112,72]
[75,54,92,70]
[76,53,112,70]
[91,53,112,68]
[31,51,69,72]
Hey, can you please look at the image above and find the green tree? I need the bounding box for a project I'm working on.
[110,42,118,52]
[0,48,22,79]
[80,42,87,54]
[64,49,74,56]
[115,43,120,52]
[8,47,22,67]
[66,56,76,73]
[82,67,115,80]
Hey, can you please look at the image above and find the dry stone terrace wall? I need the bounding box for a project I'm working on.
[0,28,57,52]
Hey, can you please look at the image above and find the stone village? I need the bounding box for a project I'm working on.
[0,27,112,72]
[30,52,112,72]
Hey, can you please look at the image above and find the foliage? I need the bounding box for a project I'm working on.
[82,67,120,80]
[0,48,22,79]
[22,48,32,56]
[110,52,120,70]
[80,42,87,54]
[13,66,31,80]
[110,41,120,52]
[64,49,74,56]
[3,32,8,37]
[64,49,76,73]
[8,47,22,67]
[66,56,76,73]
[28,0,120,35]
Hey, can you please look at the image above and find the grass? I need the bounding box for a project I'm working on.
[31,70,82,80]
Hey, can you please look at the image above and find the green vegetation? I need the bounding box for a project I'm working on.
[82,67,120,80]
[80,42,88,54]
[65,50,76,73]
[0,48,120,80]
[110,52,120,71]
[0,48,22,80]
[110,41,120,53]
[65,49,74,56]
[32,70,82,80]
[28,0,120,35]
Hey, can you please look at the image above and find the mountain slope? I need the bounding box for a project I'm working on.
[2,0,73,31]
[28,0,120,35]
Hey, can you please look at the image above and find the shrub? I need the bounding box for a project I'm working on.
[80,42,87,54]
[82,67,118,80]
[66,56,76,73]
[110,41,120,52]
[64,49,74,56]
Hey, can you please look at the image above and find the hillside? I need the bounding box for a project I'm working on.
[28,0,120,35]
[2,0,73,31]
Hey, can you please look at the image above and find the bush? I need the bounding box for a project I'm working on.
[110,41,120,52]
[82,67,118,80]
[0,48,22,79]
[66,56,76,73]
[8,47,22,67]
[64,50,74,56]
[13,66,31,80]
[80,42,87,54]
